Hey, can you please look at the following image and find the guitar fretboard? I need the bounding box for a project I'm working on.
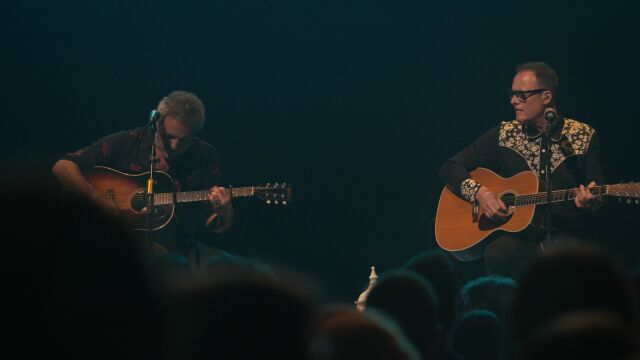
[503,186,607,207]
[152,187,256,206]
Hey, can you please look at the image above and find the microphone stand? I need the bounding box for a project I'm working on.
[541,118,554,248]
[145,110,161,244]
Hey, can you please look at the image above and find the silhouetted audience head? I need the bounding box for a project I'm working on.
[460,275,517,322]
[161,260,318,360]
[2,176,159,359]
[523,310,638,360]
[512,244,640,359]
[201,250,272,274]
[404,250,459,337]
[452,310,504,360]
[308,304,421,360]
[365,269,441,359]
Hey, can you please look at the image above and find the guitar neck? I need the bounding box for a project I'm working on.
[510,185,609,207]
[153,187,256,206]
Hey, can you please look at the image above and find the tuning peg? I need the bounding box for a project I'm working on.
[266,200,272,204]
[282,201,287,205]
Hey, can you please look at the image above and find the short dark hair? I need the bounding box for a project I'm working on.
[157,90,206,132]
[515,62,559,98]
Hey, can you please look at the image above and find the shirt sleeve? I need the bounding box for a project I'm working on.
[438,126,499,202]
[582,130,606,212]
[583,130,604,186]
[193,145,226,239]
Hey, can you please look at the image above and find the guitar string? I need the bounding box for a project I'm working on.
[106,189,281,200]
[498,186,607,206]
[497,184,637,204]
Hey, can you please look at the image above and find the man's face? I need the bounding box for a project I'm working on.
[157,115,195,159]
[510,71,551,124]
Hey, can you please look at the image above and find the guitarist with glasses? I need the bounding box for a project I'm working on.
[438,62,603,276]
[52,91,234,265]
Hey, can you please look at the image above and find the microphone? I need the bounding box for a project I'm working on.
[148,109,161,124]
[544,108,558,124]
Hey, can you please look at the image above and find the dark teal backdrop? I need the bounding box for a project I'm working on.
[6,1,639,301]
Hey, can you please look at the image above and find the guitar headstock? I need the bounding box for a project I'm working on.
[254,183,292,205]
[609,182,640,204]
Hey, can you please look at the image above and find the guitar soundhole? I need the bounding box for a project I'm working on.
[499,191,516,210]
[478,191,515,231]
[131,191,148,212]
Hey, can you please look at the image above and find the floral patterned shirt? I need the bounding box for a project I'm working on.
[439,117,603,234]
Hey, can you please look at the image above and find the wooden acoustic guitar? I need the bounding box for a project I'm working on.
[435,167,639,261]
[84,166,292,231]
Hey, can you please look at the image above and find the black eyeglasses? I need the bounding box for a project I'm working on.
[507,88,546,101]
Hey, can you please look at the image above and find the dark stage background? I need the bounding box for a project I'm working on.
[6,1,639,302]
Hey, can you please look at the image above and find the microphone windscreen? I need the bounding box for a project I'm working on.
[544,108,557,122]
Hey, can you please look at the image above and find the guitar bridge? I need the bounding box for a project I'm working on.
[107,189,115,203]
[472,203,479,223]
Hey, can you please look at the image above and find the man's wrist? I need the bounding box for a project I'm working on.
[207,206,234,233]
[460,179,482,203]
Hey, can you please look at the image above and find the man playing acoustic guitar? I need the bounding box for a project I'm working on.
[52,91,234,264]
[439,62,602,276]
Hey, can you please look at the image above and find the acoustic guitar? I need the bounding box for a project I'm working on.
[435,167,639,260]
[84,166,291,231]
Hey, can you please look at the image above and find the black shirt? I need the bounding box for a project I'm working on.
[62,127,223,255]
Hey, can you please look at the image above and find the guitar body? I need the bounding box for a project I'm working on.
[435,168,543,261]
[84,166,175,231]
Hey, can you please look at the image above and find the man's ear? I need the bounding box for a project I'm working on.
[543,90,553,105]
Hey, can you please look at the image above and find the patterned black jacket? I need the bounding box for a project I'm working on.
[439,117,603,236]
